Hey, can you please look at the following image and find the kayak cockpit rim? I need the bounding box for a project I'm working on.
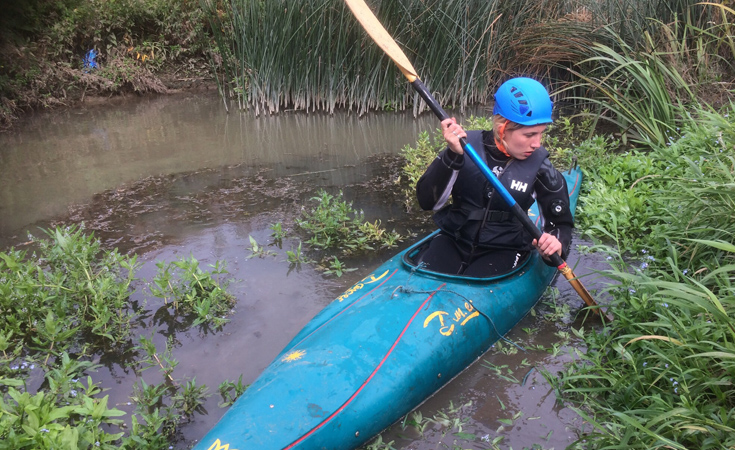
[401,230,533,282]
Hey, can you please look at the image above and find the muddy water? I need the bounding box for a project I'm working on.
[0,93,605,449]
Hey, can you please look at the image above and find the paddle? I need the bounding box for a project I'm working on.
[344,0,606,318]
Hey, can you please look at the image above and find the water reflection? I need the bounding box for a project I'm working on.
[0,92,471,240]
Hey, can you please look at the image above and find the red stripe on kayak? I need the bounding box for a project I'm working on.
[283,283,446,450]
[286,269,399,351]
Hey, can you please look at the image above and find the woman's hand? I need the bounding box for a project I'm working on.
[532,232,562,259]
[441,118,467,155]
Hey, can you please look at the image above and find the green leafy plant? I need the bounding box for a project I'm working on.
[286,241,309,265]
[297,190,403,255]
[150,255,235,328]
[218,375,248,407]
[269,222,286,247]
[247,235,274,258]
[322,257,357,278]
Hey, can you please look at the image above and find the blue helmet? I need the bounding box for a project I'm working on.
[493,77,553,126]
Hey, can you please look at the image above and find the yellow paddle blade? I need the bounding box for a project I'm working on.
[344,0,419,82]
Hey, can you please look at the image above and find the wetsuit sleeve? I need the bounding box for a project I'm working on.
[535,158,574,264]
[416,148,464,211]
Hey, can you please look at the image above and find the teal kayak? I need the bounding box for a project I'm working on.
[192,166,583,450]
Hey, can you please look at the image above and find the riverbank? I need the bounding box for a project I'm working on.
[0,0,214,132]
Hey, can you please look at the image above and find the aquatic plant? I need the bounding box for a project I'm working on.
[247,235,275,258]
[269,222,287,247]
[322,256,357,278]
[150,256,235,328]
[296,190,403,255]
[579,103,735,258]
[0,225,138,353]
[218,375,248,407]
[286,241,310,266]
[0,227,242,448]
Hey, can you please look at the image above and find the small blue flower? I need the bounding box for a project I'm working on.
[643,362,647,367]
[673,381,678,386]
[663,303,669,308]
[642,249,648,254]
[665,363,669,368]
[41,428,49,433]
[70,390,77,397]
[629,288,636,294]
[647,255,655,261]
[640,262,648,269]
[683,269,689,275]
[606,256,613,260]
[675,387,678,394]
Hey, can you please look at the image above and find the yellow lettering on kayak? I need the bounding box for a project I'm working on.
[460,311,479,326]
[423,311,454,336]
[425,301,479,336]
[207,439,237,450]
[336,269,390,302]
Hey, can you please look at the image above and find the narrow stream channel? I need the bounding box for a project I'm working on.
[0,92,605,449]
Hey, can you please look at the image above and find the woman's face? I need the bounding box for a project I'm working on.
[504,124,547,160]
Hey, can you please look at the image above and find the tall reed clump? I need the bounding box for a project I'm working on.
[565,2,734,148]
[203,0,734,118]
[203,0,603,115]
[553,105,735,448]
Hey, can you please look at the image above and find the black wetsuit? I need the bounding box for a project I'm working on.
[415,130,573,277]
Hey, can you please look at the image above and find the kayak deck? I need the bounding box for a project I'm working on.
[192,167,582,450]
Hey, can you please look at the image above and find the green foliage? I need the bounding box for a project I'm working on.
[218,375,248,407]
[150,256,235,328]
[0,353,125,450]
[579,103,735,258]
[269,222,286,247]
[322,257,357,278]
[286,241,309,266]
[40,0,208,61]
[247,235,274,259]
[0,225,138,353]
[0,0,211,129]
[567,31,695,149]
[557,105,735,448]
[296,190,403,255]
[126,335,212,445]
[0,226,241,447]
[397,115,492,211]
[203,0,733,118]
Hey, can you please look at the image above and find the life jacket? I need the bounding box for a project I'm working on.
[433,130,548,250]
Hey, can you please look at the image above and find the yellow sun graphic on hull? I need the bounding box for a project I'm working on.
[282,350,306,362]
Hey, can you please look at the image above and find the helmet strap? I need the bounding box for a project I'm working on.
[494,120,511,157]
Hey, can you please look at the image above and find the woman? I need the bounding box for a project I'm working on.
[416,77,573,277]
